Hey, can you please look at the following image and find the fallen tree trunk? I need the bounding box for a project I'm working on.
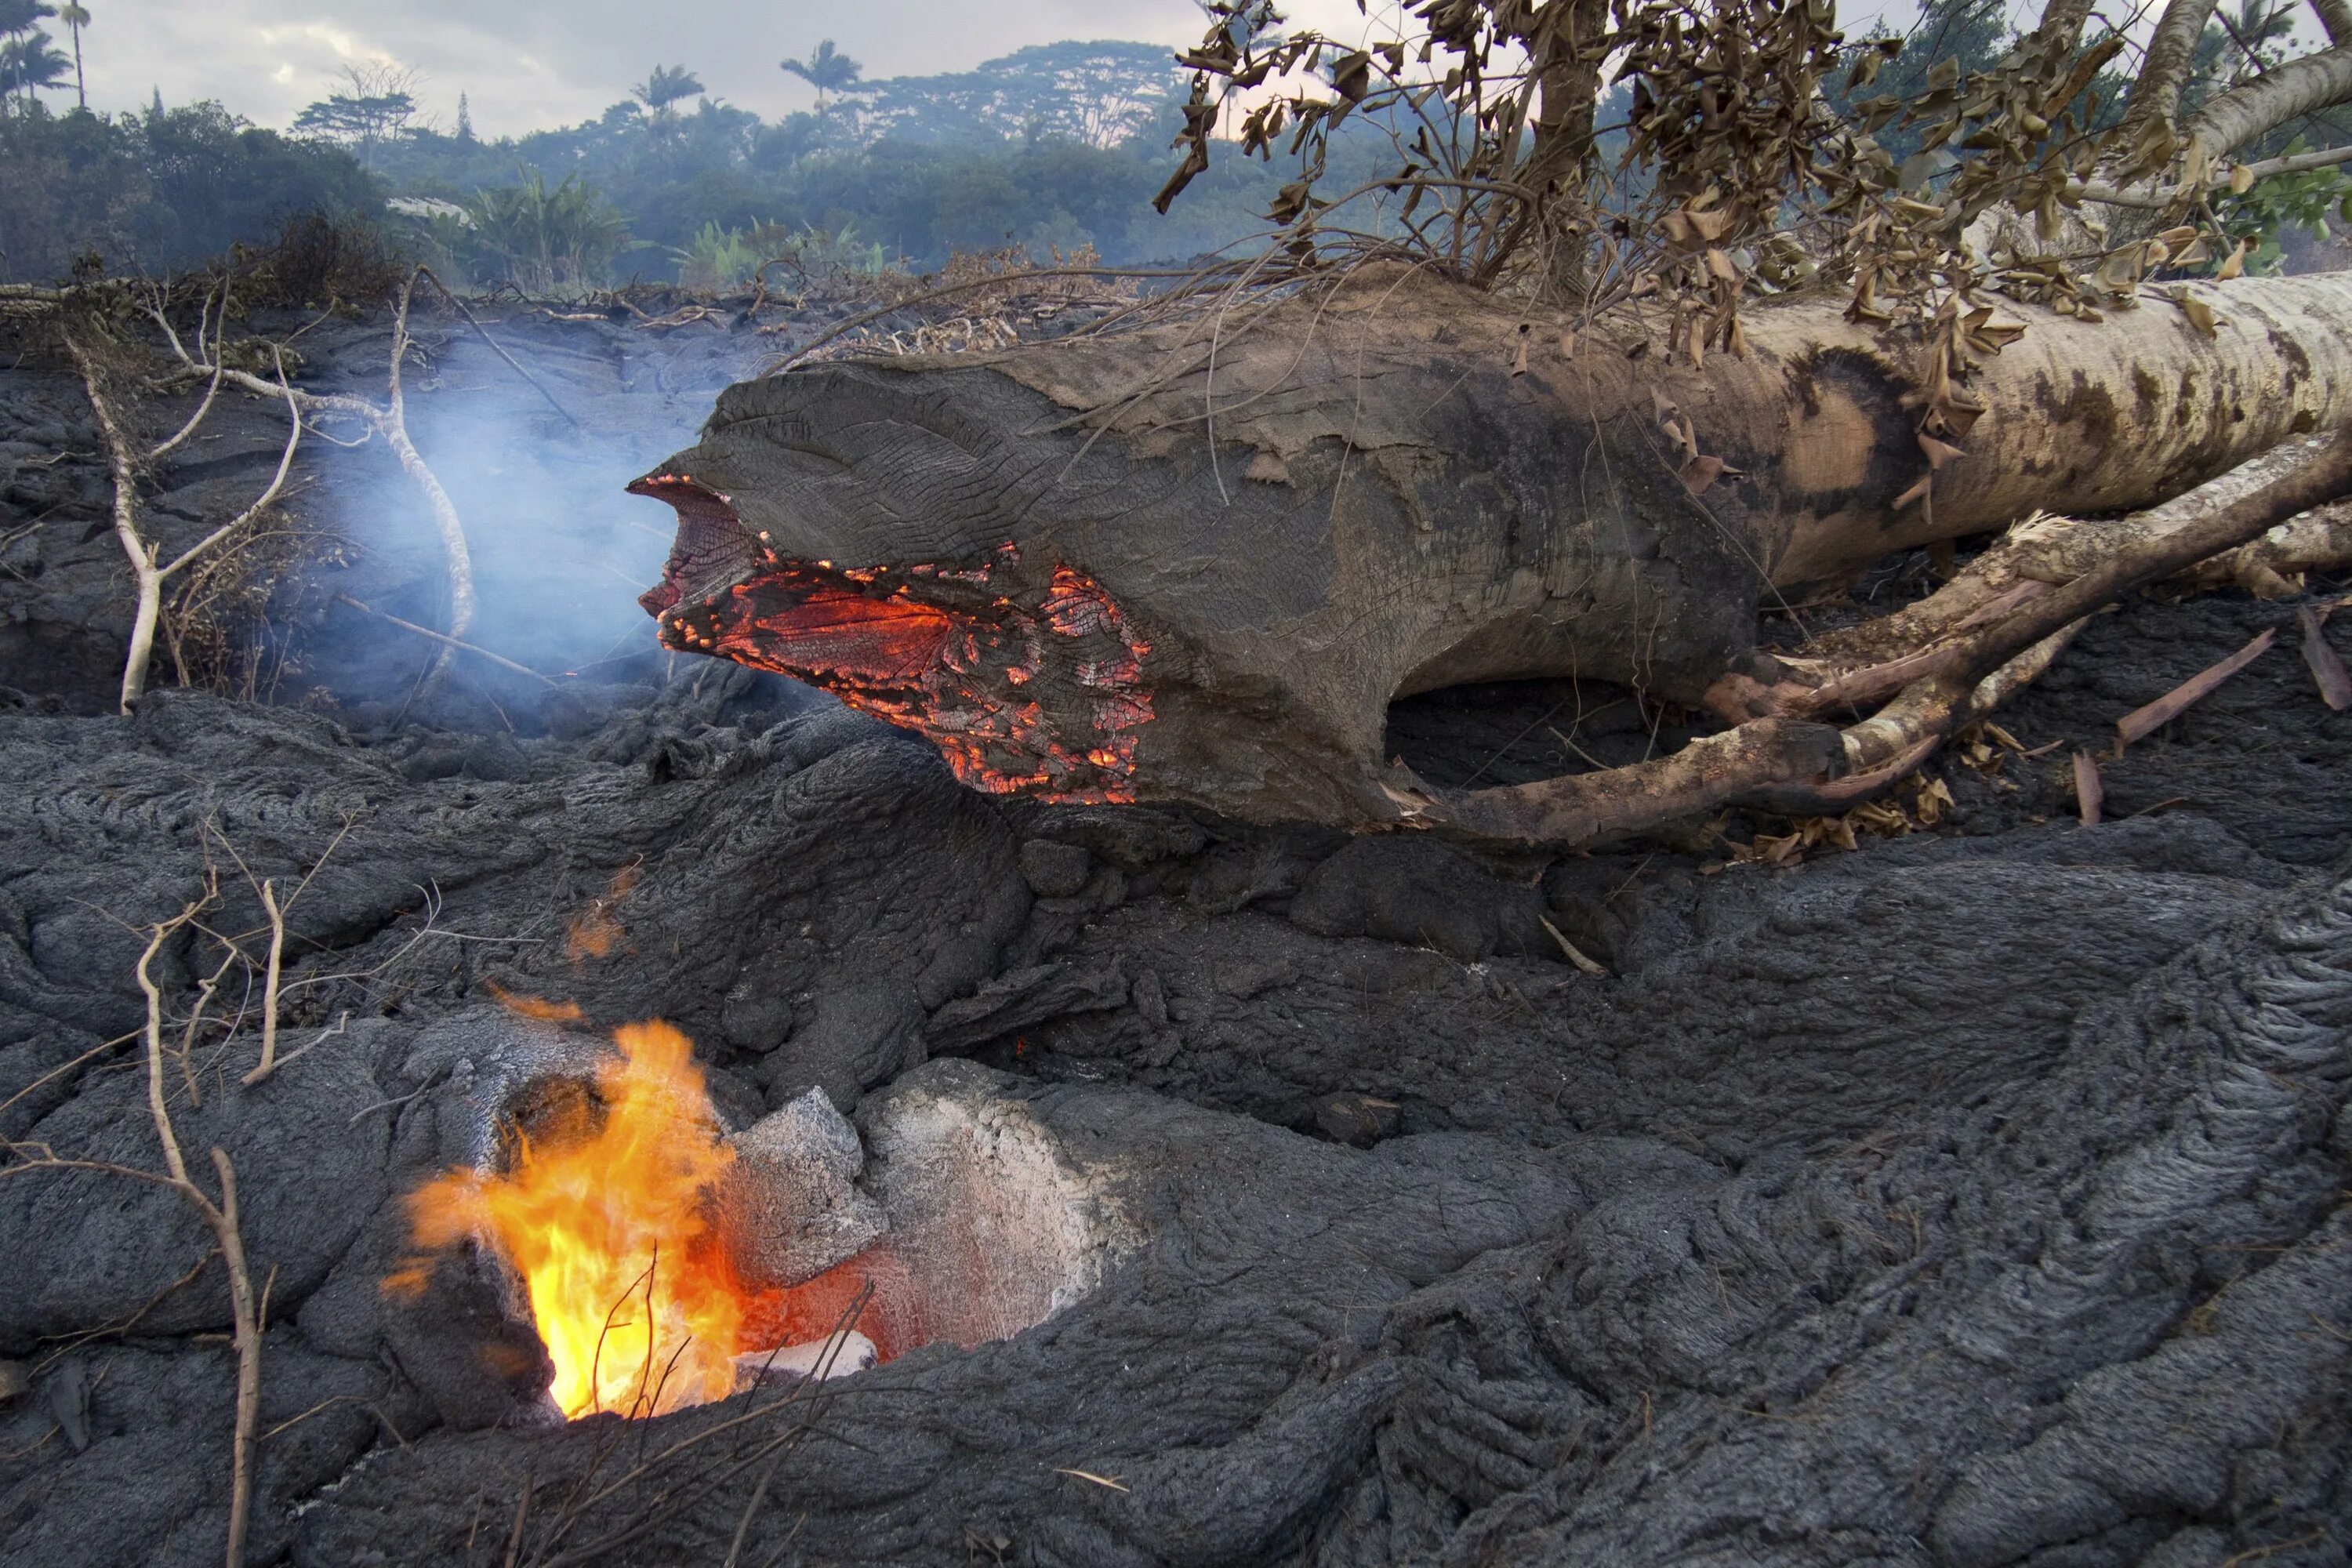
[632,266,2352,831]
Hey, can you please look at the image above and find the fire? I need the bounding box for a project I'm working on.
[399,1022,751,1418]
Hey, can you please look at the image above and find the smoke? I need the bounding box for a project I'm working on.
[299,312,774,716]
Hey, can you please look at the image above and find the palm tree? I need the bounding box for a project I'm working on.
[779,39,861,112]
[0,0,49,112]
[631,63,702,117]
[0,31,67,112]
[53,0,83,109]
[630,62,702,148]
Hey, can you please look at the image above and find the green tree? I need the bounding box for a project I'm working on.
[780,39,861,112]
[463,168,629,292]
[292,63,419,168]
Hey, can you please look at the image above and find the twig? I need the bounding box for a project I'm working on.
[503,1472,534,1568]
[411,267,581,427]
[239,880,284,1087]
[1538,916,1610,976]
[1052,1468,1131,1492]
[332,594,556,684]
[149,283,224,461]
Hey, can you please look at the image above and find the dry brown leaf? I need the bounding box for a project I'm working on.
[2214,239,2247,281]
[2175,292,2219,338]
[1680,453,1732,495]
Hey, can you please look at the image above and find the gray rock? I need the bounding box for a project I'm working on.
[713,1087,887,1289]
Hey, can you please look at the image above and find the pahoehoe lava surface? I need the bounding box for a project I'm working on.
[2,309,2349,1568]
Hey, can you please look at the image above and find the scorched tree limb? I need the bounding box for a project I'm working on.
[633,265,2352,843]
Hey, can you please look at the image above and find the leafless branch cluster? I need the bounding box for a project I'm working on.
[46,266,488,711]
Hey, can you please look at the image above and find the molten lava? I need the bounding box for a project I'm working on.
[399,1022,752,1418]
[630,473,1155,804]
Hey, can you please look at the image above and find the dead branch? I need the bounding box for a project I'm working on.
[64,327,303,713]
[149,283,225,461]
[2073,751,2103,826]
[2116,627,2278,747]
[130,907,263,1568]
[385,274,476,681]
[142,281,481,695]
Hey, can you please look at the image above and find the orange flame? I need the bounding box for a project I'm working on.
[399,1022,750,1418]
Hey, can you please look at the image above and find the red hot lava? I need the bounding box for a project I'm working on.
[630,473,1153,803]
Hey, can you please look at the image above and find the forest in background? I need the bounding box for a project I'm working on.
[0,3,2343,290]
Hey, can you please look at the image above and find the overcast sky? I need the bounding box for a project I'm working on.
[68,0,1421,137]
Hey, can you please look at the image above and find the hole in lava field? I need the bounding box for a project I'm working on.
[388,1021,1127,1422]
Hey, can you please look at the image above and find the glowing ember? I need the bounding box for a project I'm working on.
[397,1022,752,1419]
[630,474,1155,804]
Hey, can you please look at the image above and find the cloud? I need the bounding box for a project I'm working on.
[74,0,1292,136]
[70,0,1652,140]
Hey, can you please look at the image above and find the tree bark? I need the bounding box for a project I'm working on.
[2188,45,2352,165]
[633,267,2352,829]
[2118,0,2222,138]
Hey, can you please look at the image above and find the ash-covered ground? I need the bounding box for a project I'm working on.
[2,299,2349,1568]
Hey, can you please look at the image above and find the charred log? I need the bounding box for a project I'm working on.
[633,267,2352,833]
